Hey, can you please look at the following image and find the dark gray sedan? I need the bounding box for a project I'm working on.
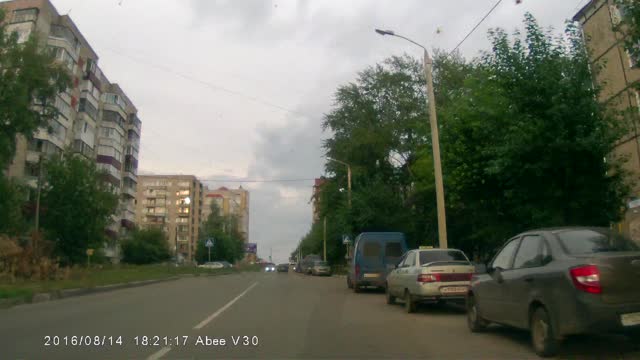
[466,227,640,357]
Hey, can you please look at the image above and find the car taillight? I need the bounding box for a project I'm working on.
[418,274,440,283]
[570,265,601,294]
[355,264,360,278]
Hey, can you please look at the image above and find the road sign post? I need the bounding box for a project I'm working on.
[86,248,94,268]
[205,238,214,262]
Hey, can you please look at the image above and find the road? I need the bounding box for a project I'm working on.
[1,271,639,359]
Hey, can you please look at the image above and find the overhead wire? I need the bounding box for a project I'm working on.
[449,0,504,55]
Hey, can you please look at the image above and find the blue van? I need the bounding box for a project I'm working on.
[347,232,407,292]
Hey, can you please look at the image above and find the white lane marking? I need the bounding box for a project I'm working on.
[193,281,259,330]
[146,346,172,360]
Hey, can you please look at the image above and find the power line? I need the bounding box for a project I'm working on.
[450,0,504,55]
[101,46,315,120]
[199,178,317,183]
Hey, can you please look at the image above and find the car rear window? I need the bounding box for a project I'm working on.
[419,250,469,265]
[557,229,640,255]
[385,242,403,258]
[315,261,327,266]
[363,241,381,258]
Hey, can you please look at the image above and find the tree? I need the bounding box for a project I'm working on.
[0,176,27,235]
[41,153,119,264]
[615,0,640,76]
[196,202,244,263]
[0,9,70,168]
[121,228,170,264]
[439,14,629,258]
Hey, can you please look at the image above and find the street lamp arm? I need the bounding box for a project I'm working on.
[326,157,349,167]
[374,29,429,58]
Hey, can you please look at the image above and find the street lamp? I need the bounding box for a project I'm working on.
[326,157,351,209]
[375,28,448,249]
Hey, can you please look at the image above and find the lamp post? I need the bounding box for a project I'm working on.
[326,157,351,209]
[375,28,448,249]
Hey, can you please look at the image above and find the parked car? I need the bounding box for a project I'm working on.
[386,248,474,312]
[311,261,332,276]
[217,261,233,269]
[466,227,640,357]
[294,262,303,273]
[301,254,322,274]
[277,263,289,272]
[264,263,276,272]
[198,262,224,269]
[347,232,407,292]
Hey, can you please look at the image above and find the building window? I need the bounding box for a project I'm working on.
[176,190,190,196]
[48,46,75,72]
[49,25,80,52]
[55,96,72,119]
[103,93,126,110]
[79,98,98,120]
[12,8,38,23]
[48,119,67,141]
[103,110,126,128]
[178,207,190,214]
[98,145,122,162]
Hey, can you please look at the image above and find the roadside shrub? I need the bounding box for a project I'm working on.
[121,228,170,265]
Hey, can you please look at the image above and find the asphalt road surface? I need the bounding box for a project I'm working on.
[1,271,639,359]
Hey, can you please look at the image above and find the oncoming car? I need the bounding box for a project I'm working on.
[386,248,474,313]
[264,263,276,272]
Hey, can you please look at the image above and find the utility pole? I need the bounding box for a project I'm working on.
[374,29,448,249]
[34,156,44,258]
[269,247,272,263]
[423,49,448,249]
[323,216,327,261]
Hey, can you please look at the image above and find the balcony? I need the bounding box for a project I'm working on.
[73,140,95,159]
[122,185,136,198]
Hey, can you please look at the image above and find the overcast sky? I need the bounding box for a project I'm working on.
[43,0,588,263]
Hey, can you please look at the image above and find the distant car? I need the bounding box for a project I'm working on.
[386,248,474,313]
[217,261,233,269]
[294,262,303,273]
[198,262,224,269]
[311,261,332,276]
[348,232,407,292]
[301,255,322,274]
[467,227,640,357]
[264,263,276,272]
[277,263,289,272]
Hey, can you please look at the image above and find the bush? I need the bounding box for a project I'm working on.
[121,228,170,265]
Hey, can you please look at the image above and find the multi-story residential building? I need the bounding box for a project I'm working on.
[202,186,250,243]
[310,178,326,223]
[574,1,640,241]
[1,0,142,260]
[136,175,203,262]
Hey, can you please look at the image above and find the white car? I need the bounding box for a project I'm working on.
[385,248,474,313]
[198,262,224,269]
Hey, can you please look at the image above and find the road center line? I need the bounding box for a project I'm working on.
[146,346,172,360]
[193,281,259,330]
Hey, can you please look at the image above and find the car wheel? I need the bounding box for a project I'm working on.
[466,294,489,332]
[385,284,396,305]
[530,307,559,357]
[404,290,416,313]
[347,277,353,289]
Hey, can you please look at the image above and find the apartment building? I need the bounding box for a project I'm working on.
[136,175,203,262]
[1,0,142,258]
[574,1,640,241]
[310,178,326,223]
[202,186,250,243]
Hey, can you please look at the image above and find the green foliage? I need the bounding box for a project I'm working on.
[121,228,171,264]
[41,153,119,265]
[615,0,640,72]
[195,202,244,263]
[295,14,630,263]
[0,175,28,235]
[0,9,71,168]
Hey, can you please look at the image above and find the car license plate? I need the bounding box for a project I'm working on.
[363,273,379,278]
[621,312,640,327]
[440,286,468,295]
